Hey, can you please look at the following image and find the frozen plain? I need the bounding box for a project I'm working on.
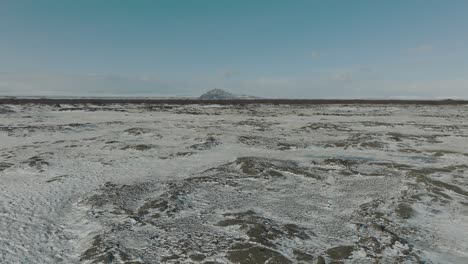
[0,103,467,264]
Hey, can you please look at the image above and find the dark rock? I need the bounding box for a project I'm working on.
[326,245,354,260]
[121,144,156,151]
[0,162,13,172]
[293,249,314,262]
[227,245,292,264]
[316,256,326,264]
[395,203,416,219]
[190,253,206,261]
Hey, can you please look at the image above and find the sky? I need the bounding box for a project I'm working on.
[1,0,468,98]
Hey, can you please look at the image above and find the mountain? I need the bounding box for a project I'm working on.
[199,89,236,100]
[199,89,257,100]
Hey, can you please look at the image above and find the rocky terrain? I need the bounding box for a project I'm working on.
[1,102,468,263]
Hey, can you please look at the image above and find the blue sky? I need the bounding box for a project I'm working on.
[1,0,468,98]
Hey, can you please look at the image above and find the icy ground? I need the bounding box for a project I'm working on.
[1,103,468,264]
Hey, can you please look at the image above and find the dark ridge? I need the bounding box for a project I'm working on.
[0,98,467,105]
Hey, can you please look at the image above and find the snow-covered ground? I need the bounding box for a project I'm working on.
[0,103,467,264]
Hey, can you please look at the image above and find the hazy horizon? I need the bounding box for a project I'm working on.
[1,1,468,99]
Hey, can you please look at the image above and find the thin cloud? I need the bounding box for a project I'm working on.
[0,73,185,97]
[405,44,434,55]
[219,69,240,79]
[310,50,322,59]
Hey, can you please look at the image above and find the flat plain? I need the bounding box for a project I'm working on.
[1,102,467,264]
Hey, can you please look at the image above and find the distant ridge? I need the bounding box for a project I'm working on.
[199,89,257,100]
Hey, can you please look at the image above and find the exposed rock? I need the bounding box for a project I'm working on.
[227,245,292,264]
[0,162,13,172]
[395,203,416,219]
[121,144,157,151]
[199,89,256,100]
[326,245,355,260]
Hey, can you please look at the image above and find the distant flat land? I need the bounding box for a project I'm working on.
[1,97,468,105]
